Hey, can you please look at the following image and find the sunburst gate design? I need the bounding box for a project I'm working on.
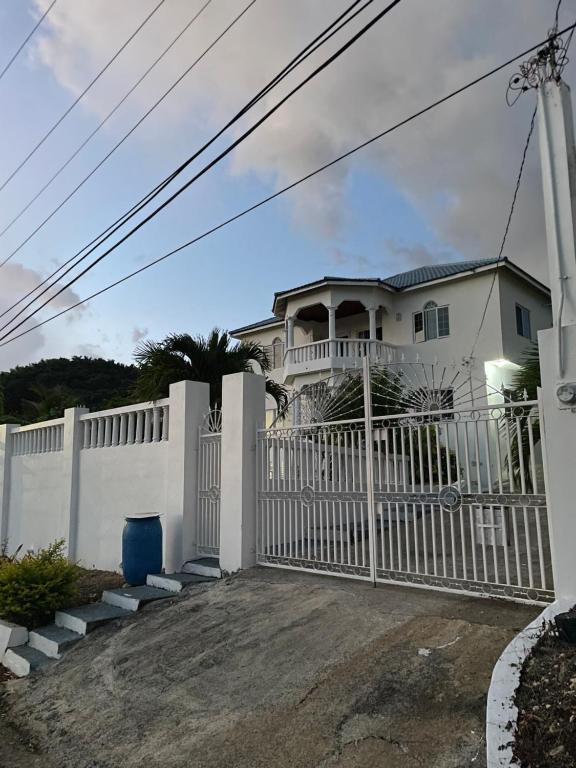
[201,409,222,434]
[271,360,512,427]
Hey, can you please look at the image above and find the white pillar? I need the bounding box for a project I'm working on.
[0,424,17,546]
[537,79,576,602]
[367,306,378,340]
[219,372,266,573]
[286,316,295,348]
[327,305,337,357]
[538,81,576,332]
[62,407,88,561]
[165,380,210,573]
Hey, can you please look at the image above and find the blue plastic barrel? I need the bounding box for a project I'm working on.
[122,515,163,586]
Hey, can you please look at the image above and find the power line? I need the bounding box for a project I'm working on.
[0,0,260,272]
[468,105,538,360]
[0,0,168,194]
[0,0,215,242]
[0,0,405,343]
[0,0,379,321]
[0,0,371,273]
[2,22,576,349]
[0,0,57,83]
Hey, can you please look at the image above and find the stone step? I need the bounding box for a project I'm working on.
[181,557,221,579]
[55,602,131,635]
[102,585,173,612]
[28,625,83,659]
[3,645,52,677]
[146,572,215,593]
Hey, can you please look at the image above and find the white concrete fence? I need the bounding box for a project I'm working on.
[0,374,264,576]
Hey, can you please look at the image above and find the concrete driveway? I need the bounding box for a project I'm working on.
[4,568,537,768]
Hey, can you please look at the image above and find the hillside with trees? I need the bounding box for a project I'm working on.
[0,357,138,424]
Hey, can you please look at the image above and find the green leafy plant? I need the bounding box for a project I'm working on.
[134,328,288,412]
[0,540,79,628]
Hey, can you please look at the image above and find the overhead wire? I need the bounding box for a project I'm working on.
[0,0,382,324]
[0,0,405,342]
[0,0,215,242]
[0,0,404,342]
[0,0,57,83]
[0,0,168,193]
[0,0,372,274]
[2,21,576,349]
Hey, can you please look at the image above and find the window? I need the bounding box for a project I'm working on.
[515,304,532,339]
[358,327,383,340]
[270,337,284,369]
[413,301,450,342]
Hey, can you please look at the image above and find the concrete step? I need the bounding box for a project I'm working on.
[182,557,221,579]
[102,585,173,612]
[55,602,131,635]
[28,625,82,659]
[146,572,215,593]
[3,645,52,677]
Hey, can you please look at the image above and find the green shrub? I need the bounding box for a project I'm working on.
[0,540,79,628]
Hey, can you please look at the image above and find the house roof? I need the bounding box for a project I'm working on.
[230,257,549,336]
[230,316,283,336]
[383,257,502,289]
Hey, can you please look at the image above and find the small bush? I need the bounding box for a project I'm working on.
[0,540,79,628]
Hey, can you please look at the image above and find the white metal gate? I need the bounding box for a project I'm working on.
[197,410,222,556]
[256,361,553,603]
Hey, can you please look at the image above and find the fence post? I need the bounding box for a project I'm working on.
[0,424,17,546]
[220,372,266,573]
[165,380,210,574]
[62,407,89,561]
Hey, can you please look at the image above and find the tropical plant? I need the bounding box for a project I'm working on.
[133,329,288,411]
[502,341,542,492]
[511,341,540,400]
[0,540,79,628]
[21,383,77,423]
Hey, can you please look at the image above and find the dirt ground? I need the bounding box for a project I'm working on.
[1,568,538,768]
[514,625,576,767]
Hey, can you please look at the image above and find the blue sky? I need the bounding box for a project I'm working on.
[0,0,573,368]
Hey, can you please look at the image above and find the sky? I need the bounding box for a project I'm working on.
[0,0,574,370]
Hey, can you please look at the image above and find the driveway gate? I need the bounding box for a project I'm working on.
[197,410,222,556]
[256,361,553,603]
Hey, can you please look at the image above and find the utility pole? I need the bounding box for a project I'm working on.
[525,31,576,603]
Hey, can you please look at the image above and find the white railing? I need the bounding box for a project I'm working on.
[11,420,65,456]
[80,400,169,449]
[284,338,396,369]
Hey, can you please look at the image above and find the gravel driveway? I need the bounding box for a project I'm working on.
[2,568,538,768]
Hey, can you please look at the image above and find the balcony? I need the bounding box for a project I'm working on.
[283,338,397,380]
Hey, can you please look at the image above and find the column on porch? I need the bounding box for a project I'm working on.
[327,305,337,357]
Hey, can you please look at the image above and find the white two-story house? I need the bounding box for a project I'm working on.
[230,257,551,422]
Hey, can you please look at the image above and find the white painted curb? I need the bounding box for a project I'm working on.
[486,598,571,766]
[0,618,28,659]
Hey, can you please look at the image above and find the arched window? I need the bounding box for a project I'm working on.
[413,301,450,342]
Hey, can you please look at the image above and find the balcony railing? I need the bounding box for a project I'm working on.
[283,338,396,378]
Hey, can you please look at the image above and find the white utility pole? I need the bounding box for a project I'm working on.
[535,38,576,602]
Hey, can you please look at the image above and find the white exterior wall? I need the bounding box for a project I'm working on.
[499,269,552,362]
[76,443,169,571]
[8,452,66,554]
[0,383,209,573]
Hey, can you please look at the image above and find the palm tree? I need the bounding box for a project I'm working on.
[133,329,288,412]
[21,384,77,423]
[512,341,540,399]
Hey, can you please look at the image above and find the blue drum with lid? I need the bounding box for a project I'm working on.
[122,515,163,586]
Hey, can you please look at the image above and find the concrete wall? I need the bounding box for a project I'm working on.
[499,268,553,363]
[0,381,210,573]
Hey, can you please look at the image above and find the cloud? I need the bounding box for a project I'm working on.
[29,0,574,283]
[0,262,83,371]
